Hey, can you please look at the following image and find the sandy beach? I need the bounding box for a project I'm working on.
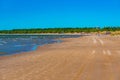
[0,35,120,80]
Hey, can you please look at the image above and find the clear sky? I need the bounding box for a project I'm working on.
[0,0,120,30]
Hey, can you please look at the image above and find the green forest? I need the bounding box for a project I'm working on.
[0,27,120,34]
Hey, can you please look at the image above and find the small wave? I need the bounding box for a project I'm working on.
[0,41,7,44]
[14,45,26,47]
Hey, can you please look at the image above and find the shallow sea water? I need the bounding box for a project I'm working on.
[0,35,81,56]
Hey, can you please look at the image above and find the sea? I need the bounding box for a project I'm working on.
[0,34,81,56]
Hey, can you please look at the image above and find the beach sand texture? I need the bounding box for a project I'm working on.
[0,35,120,80]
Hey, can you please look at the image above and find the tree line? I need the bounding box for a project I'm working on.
[0,27,120,34]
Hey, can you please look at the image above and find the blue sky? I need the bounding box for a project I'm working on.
[0,0,120,30]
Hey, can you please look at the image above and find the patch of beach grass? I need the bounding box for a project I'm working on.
[111,31,120,36]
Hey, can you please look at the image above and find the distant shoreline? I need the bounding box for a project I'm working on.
[0,27,120,35]
[0,33,88,36]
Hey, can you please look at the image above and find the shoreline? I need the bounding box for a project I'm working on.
[0,34,82,57]
[0,34,118,58]
[0,33,82,35]
[0,36,77,58]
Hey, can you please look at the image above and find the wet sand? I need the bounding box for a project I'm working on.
[0,35,120,80]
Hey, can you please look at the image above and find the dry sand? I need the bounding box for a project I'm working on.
[0,35,120,80]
